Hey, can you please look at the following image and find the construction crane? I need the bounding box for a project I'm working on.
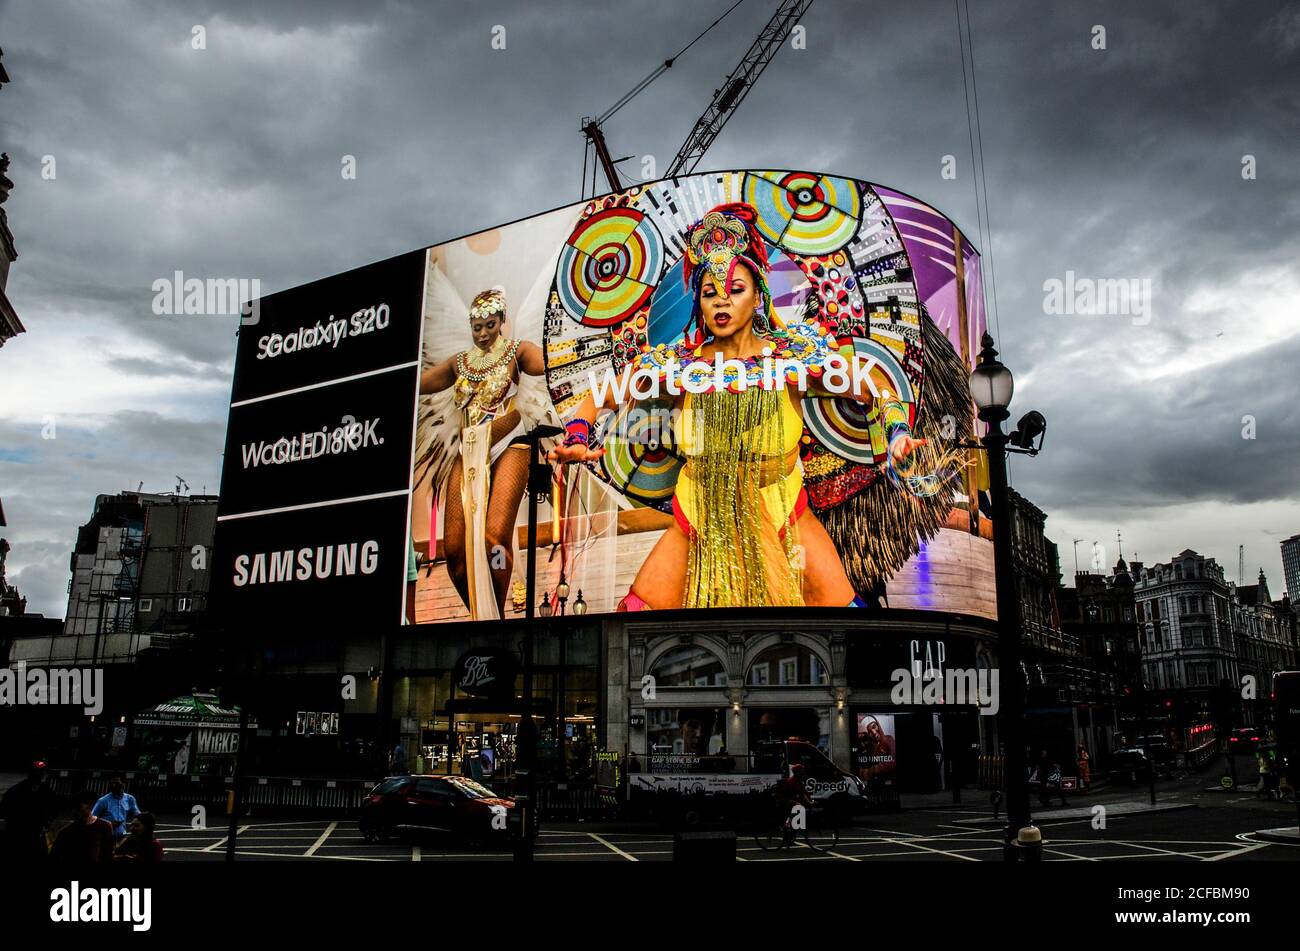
[667,0,813,177]
[581,0,813,194]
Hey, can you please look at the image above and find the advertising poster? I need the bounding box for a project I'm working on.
[215,170,996,628]
[855,713,897,781]
[213,252,426,627]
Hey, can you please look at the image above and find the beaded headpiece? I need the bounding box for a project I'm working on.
[681,202,781,344]
[468,288,506,321]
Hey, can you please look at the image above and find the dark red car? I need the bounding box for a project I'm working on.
[1227,728,1263,754]
[360,775,515,844]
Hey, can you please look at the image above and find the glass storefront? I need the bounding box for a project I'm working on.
[387,624,601,782]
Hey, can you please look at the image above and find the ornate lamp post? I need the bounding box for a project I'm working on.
[969,332,1046,861]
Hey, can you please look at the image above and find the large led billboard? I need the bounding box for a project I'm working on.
[214,170,996,627]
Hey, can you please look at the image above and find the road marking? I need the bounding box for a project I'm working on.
[1104,840,1206,859]
[881,837,981,862]
[585,833,638,861]
[304,821,338,856]
[1040,848,1098,861]
[821,847,861,861]
[168,847,391,862]
[201,825,250,852]
[861,827,923,837]
[1206,842,1271,861]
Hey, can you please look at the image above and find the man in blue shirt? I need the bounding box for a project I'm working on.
[91,774,140,840]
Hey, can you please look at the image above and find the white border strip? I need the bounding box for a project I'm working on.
[217,489,409,522]
[230,360,420,408]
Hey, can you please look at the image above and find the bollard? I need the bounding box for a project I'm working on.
[1013,824,1045,862]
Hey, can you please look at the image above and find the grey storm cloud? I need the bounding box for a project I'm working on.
[1,0,1298,616]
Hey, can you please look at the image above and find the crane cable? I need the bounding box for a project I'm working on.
[598,0,749,125]
[955,0,1002,346]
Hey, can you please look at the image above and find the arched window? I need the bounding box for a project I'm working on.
[649,645,727,687]
[747,644,828,686]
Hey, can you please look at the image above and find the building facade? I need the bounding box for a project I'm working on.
[9,491,215,667]
[1057,559,1140,770]
[1233,570,1297,726]
[0,47,21,349]
[1132,551,1237,698]
[1281,533,1300,602]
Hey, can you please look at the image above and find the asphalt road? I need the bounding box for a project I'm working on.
[156,778,1299,862]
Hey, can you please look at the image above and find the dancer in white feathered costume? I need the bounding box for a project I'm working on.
[416,279,559,620]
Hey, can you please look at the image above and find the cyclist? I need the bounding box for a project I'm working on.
[769,764,814,841]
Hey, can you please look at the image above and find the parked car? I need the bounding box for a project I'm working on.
[1135,735,1175,764]
[360,775,515,845]
[1227,728,1263,755]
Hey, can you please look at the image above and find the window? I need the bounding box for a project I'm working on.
[649,645,727,687]
[138,599,153,613]
[646,708,727,760]
[372,777,411,796]
[176,596,192,612]
[414,778,455,799]
[747,644,828,686]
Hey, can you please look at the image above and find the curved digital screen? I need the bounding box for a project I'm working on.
[213,170,996,627]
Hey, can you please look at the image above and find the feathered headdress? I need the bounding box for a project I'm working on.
[681,202,781,345]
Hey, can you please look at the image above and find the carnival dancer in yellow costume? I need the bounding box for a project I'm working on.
[549,203,928,610]
[420,289,552,619]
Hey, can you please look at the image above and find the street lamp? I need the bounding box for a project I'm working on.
[572,591,587,616]
[556,575,570,617]
[968,332,1047,861]
[517,422,563,862]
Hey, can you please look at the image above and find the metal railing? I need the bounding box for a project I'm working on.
[40,769,609,821]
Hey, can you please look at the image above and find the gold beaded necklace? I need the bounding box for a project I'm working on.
[455,335,518,381]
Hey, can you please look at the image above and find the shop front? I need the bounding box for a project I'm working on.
[386,622,603,785]
[615,614,998,803]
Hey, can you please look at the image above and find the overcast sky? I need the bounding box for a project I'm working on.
[1,0,1297,617]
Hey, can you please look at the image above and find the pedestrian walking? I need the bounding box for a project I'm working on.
[114,812,164,863]
[50,789,115,866]
[0,761,61,865]
[1035,750,1067,808]
[91,773,141,840]
[389,741,408,775]
[1077,745,1091,790]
